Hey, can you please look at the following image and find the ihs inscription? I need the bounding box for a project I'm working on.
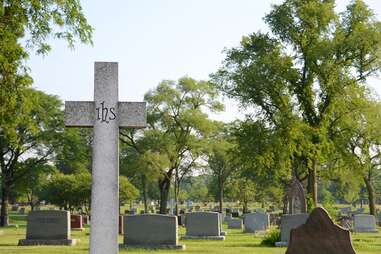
[95,101,116,123]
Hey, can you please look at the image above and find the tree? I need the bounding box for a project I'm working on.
[119,176,139,214]
[120,133,167,213]
[207,125,237,213]
[0,88,63,226]
[330,86,381,215]
[14,163,55,211]
[41,171,91,212]
[1,0,93,226]
[1,0,93,153]
[121,77,223,214]
[55,128,92,174]
[225,174,256,213]
[213,0,381,207]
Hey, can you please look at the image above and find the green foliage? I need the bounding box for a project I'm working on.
[260,228,281,247]
[55,128,92,174]
[213,0,381,205]
[41,171,91,212]
[119,176,139,206]
[120,77,223,212]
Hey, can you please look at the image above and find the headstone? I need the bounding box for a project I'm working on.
[232,211,240,217]
[353,214,378,233]
[182,212,225,240]
[338,216,353,230]
[83,215,90,225]
[121,214,184,249]
[228,218,243,229]
[70,215,84,231]
[119,215,124,235]
[224,214,232,223]
[18,210,77,246]
[275,213,309,247]
[283,178,307,214]
[19,208,26,215]
[286,207,356,254]
[340,207,352,215]
[64,62,146,254]
[244,212,270,233]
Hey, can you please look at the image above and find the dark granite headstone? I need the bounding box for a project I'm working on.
[286,207,356,254]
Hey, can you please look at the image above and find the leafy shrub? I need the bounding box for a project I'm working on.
[260,228,281,246]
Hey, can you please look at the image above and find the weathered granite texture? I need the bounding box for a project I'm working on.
[64,62,147,254]
[286,207,356,254]
[18,210,76,246]
[182,212,225,240]
[122,214,184,249]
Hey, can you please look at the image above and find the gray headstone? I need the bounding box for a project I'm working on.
[279,213,309,244]
[64,62,146,254]
[244,212,270,233]
[224,214,232,223]
[182,212,225,240]
[340,207,352,214]
[122,214,184,249]
[18,210,76,246]
[353,214,378,233]
[228,218,243,229]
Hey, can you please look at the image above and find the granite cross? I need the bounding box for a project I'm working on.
[64,62,146,254]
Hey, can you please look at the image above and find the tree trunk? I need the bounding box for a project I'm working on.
[0,184,10,226]
[174,169,179,216]
[141,176,148,213]
[158,176,171,214]
[218,174,223,213]
[363,176,376,216]
[307,158,318,208]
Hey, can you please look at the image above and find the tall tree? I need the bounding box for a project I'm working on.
[1,0,92,226]
[121,77,223,214]
[213,0,381,207]
[331,86,381,215]
[207,124,237,213]
[0,89,63,225]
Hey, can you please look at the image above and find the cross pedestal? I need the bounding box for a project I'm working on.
[64,62,146,254]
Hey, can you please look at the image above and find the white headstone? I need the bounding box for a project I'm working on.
[64,62,146,254]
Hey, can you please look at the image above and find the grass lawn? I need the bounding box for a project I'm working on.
[0,214,380,254]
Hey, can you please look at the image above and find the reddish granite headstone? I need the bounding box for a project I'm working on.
[119,215,124,235]
[70,215,83,231]
[286,207,356,254]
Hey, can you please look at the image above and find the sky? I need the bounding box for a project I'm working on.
[27,0,381,122]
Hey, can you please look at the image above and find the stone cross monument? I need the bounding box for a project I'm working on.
[64,62,146,254]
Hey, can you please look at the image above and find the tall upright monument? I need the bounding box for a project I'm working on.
[64,62,146,253]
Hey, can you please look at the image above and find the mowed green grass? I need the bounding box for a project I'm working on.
[0,215,380,254]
